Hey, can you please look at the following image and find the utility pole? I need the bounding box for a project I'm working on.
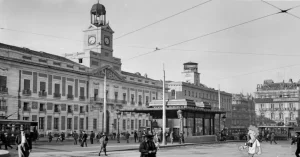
[218,84,221,132]
[162,64,166,145]
[103,69,107,134]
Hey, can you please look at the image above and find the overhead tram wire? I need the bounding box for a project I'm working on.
[215,63,300,81]
[261,0,300,19]
[123,12,280,62]
[113,0,212,40]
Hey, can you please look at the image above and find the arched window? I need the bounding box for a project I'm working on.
[290,112,294,120]
[271,113,275,119]
[279,113,283,120]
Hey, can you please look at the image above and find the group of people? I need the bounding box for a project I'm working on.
[259,132,277,144]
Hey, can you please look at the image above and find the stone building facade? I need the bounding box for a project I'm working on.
[231,94,256,129]
[167,62,232,131]
[0,2,163,135]
[254,79,299,126]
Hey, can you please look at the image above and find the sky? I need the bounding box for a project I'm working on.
[1,0,300,94]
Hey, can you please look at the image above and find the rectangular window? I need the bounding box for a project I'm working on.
[74,116,78,130]
[47,115,52,130]
[68,85,73,95]
[23,102,29,110]
[24,79,30,90]
[80,118,84,130]
[86,106,89,112]
[139,95,142,103]
[123,93,126,101]
[94,89,98,97]
[80,106,84,113]
[78,58,83,63]
[123,119,126,130]
[146,120,148,127]
[0,76,7,88]
[139,120,141,128]
[131,120,134,130]
[54,84,60,94]
[67,118,72,130]
[93,119,97,130]
[86,117,88,130]
[39,117,45,129]
[80,87,84,96]
[40,82,46,91]
[23,117,29,120]
[115,92,118,100]
[39,103,44,111]
[54,118,59,129]
[143,119,145,126]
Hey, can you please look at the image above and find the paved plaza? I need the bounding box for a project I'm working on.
[3,139,298,157]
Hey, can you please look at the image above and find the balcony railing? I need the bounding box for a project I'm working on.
[23,107,31,112]
[131,101,135,105]
[79,96,85,101]
[67,94,74,100]
[38,91,47,97]
[67,109,73,114]
[39,108,46,113]
[79,111,85,115]
[0,86,8,94]
[22,89,31,96]
[54,93,61,98]
[54,108,60,113]
[259,107,296,111]
[122,100,127,104]
[138,101,142,106]
[0,106,7,111]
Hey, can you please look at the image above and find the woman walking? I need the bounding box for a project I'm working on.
[98,133,108,156]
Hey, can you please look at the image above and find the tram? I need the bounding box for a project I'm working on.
[258,126,293,140]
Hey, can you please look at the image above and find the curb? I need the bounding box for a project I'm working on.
[0,150,10,157]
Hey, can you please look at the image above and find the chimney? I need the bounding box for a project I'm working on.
[289,79,293,83]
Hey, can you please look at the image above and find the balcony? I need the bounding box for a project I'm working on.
[131,101,135,105]
[138,101,142,106]
[79,111,85,115]
[0,106,7,111]
[67,109,73,114]
[79,96,85,101]
[22,89,31,96]
[38,91,47,97]
[0,86,8,94]
[122,100,127,104]
[67,94,74,100]
[54,108,60,113]
[53,93,61,98]
[39,108,46,113]
[23,107,31,112]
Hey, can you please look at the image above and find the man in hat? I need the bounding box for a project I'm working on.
[3,132,13,150]
[98,133,109,156]
[292,131,300,157]
[15,127,32,157]
[139,134,157,157]
[90,131,95,144]
[81,131,88,147]
[72,131,79,145]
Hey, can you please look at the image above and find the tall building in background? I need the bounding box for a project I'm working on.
[254,79,299,126]
[231,93,256,129]
[167,62,232,131]
[0,2,164,135]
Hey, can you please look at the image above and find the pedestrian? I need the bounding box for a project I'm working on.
[238,125,262,157]
[113,132,116,140]
[56,132,62,142]
[125,131,130,143]
[292,132,300,157]
[142,129,147,142]
[134,131,138,143]
[0,132,4,149]
[90,131,95,144]
[79,131,83,143]
[61,132,65,142]
[73,131,79,145]
[138,130,142,142]
[96,132,101,143]
[139,134,157,157]
[81,131,88,147]
[266,133,270,142]
[153,133,160,150]
[179,132,184,144]
[15,127,32,157]
[48,132,53,143]
[3,133,13,150]
[270,132,277,144]
[170,131,174,144]
[98,133,108,156]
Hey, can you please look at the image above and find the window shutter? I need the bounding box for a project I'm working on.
[48,75,52,95]
[62,77,66,96]
[33,72,37,93]
[24,79,30,90]
[75,79,78,97]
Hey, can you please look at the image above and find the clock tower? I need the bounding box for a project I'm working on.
[182,62,200,86]
[66,2,122,71]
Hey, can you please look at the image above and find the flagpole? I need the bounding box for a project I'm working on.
[103,69,107,134]
[162,64,166,145]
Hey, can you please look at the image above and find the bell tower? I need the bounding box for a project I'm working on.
[182,62,200,86]
[65,2,122,71]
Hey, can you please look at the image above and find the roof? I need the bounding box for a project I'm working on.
[121,71,156,81]
[91,3,106,15]
[0,42,80,65]
[184,62,198,65]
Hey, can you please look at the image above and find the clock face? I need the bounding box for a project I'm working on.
[104,37,110,46]
[88,36,96,45]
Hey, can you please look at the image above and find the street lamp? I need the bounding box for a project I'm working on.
[148,114,153,134]
[116,110,121,143]
[222,115,226,129]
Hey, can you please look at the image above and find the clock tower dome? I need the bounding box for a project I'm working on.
[66,2,121,71]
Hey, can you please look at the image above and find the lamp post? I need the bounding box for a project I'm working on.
[177,110,183,144]
[222,114,226,130]
[149,114,153,134]
[116,110,121,143]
